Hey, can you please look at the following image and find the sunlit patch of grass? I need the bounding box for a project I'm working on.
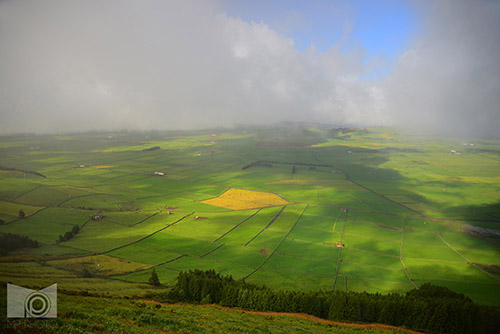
[202,188,289,210]
[0,200,43,217]
[48,254,151,276]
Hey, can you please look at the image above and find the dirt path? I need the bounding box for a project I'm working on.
[139,299,422,334]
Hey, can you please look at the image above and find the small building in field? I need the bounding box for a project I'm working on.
[336,242,345,248]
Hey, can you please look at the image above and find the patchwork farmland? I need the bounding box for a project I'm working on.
[1,126,499,308]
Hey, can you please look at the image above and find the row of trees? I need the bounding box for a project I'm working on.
[57,225,80,243]
[0,232,39,255]
[158,269,500,334]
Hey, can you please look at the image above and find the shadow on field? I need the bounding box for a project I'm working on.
[310,144,500,223]
[310,145,424,214]
[309,143,500,305]
[441,202,500,222]
[405,262,500,307]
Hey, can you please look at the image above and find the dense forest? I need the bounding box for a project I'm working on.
[157,269,500,334]
[0,232,38,255]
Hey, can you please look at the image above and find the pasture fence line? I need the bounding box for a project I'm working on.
[399,216,417,288]
[243,207,286,247]
[241,205,308,280]
[100,212,194,255]
[213,208,262,242]
[437,233,500,281]
[331,210,347,291]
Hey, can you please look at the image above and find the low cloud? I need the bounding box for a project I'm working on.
[0,0,499,136]
[384,0,500,137]
[0,0,383,133]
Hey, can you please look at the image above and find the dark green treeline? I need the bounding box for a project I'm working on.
[157,269,500,334]
[0,232,38,256]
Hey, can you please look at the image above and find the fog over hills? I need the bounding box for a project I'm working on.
[0,0,499,136]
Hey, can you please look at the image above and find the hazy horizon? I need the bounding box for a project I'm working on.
[1,0,499,137]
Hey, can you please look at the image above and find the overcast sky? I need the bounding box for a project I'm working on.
[0,0,499,136]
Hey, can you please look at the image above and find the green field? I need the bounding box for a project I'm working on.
[1,125,500,309]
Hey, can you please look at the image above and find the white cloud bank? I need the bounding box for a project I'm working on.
[385,0,500,137]
[0,0,499,136]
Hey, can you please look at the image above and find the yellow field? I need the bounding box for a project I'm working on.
[47,254,150,276]
[201,188,289,210]
[91,165,114,169]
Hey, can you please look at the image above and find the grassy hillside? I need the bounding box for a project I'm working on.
[0,125,499,320]
[0,287,418,333]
